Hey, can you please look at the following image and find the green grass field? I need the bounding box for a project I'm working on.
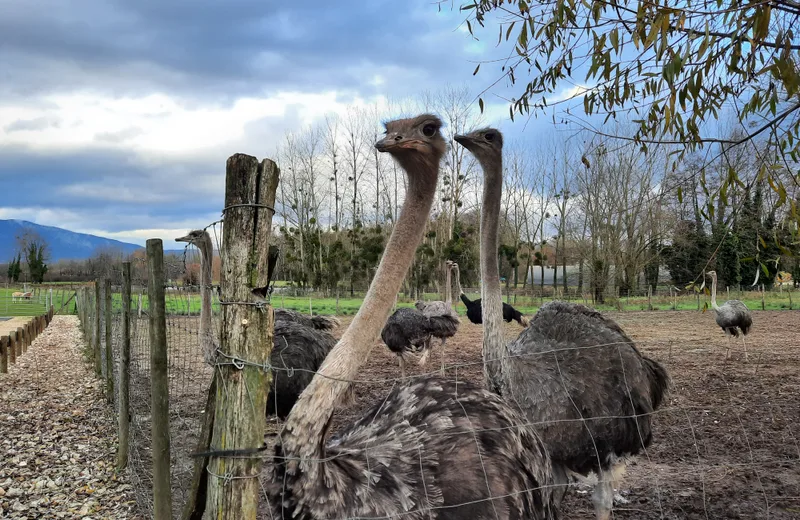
[2,285,795,318]
[0,288,77,317]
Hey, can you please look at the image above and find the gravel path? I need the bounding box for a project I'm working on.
[0,316,141,519]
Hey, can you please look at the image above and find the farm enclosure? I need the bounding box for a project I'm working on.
[327,309,800,519]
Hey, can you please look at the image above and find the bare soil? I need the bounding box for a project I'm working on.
[325,310,800,519]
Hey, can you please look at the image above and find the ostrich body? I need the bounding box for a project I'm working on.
[274,308,340,332]
[456,128,669,520]
[707,270,753,360]
[410,261,461,373]
[381,307,435,377]
[175,230,342,419]
[266,115,559,519]
[453,264,529,327]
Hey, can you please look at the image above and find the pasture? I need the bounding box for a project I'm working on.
[325,309,800,519]
[0,288,76,317]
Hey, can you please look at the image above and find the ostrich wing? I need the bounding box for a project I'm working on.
[417,300,460,320]
[268,378,558,519]
[267,321,339,419]
[382,308,434,349]
[505,302,669,475]
[716,300,752,332]
[275,308,340,331]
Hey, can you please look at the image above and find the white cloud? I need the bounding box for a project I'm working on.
[0,90,390,157]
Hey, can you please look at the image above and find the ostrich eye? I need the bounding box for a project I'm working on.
[422,124,436,137]
[485,132,495,141]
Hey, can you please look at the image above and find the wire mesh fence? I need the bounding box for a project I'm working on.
[60,151,800,519]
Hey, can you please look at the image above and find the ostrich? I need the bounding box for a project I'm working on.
[707,270,753,360]
[453,261,529,326]
[175,230,344,419]
[456,128,669,520]
[380,307,435,378]
[259,114,559,519]
[412,260,461,373]
[274,308,340,332]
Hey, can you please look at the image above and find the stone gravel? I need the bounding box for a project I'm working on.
[0,316,141,519]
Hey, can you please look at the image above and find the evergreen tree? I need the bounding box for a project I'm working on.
[713,227,741,288]
[664,220,710,286]
[7,253,22,282]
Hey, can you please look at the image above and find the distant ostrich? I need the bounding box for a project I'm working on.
[274,308,340,332]
[11,291,23,302]
[257,114,560,519]
[412,260,461,373]
[453,261,529,326]
[175,230,344,419]
[456,127,669,520]
[707,270,753,360]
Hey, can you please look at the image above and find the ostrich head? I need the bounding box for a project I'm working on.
[175,229,205,246]
[706,270,718,284]
[376,114,446,175]
[454,128,504,165]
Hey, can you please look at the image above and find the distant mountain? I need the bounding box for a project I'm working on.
[0,220,183,262]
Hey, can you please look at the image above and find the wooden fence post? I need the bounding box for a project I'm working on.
[761,284,766,310]
[204,154,279,519]
[0,336,7,373]
[147,239,172,519]
[104,278,113,403]
[118,262,131,471]
[8,331,16,365]
[94,281,102,376]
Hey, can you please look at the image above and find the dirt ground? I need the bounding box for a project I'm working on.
[320,310,800,519]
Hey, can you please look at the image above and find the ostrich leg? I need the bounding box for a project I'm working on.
[418,337,432,366]
[398,354,406,379]
[592,461,627,520]
[741,335,749,361]
[439,337,447,375]
[592,469,614,520]
[724,334,732,360]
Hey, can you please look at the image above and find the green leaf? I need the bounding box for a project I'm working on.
[473,63,481,76]
[479,98,485,113]
[677,186,683,203]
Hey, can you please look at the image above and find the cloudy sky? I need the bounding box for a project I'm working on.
[0,0,575,246]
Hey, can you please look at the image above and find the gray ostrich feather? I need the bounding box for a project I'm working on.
[267,378,559,520]
[275,308,341,332]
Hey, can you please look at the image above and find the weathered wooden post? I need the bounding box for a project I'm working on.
[0,336,7,373]
[8,331,16,365]
[94,281,102,376]
[147,239,172,519]
[203,154,279,519]
[117,262,131,471]
[16,327,23,357]
[105,277,113,403]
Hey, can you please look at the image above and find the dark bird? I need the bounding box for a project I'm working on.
[707,270,753,360]
[274,308,340,332]
[453,262,529,327]
[263,114,559,520]
[175,229,345,420]
[456,127,669,520]
[411,260,461,374]
[381,307,435,378]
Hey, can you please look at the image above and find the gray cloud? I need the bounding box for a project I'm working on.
[94,126,144,143]
[5,116,60,132]
[0,0,478,103]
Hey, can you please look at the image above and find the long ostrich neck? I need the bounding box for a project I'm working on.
[281,157,439,467]
[479,155,506,391]
[710,275,720,310]
[445,263,452,305]
[198,234,214,349]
